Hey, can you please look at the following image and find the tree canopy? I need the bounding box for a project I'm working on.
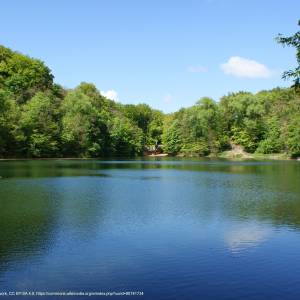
[0,42,300,159]
[277,20,300,89]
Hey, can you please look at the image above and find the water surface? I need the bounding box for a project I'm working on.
[1,159,300,299]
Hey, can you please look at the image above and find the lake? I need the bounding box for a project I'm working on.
[1,159,300,299]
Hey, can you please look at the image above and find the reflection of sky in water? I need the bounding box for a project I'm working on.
[1,160,300,300]
[225,223,272,253]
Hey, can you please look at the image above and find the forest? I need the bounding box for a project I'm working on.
[0,23,299,159]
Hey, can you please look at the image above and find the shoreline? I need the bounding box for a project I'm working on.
[0,153,298,161]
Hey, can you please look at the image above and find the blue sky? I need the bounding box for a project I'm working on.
[1,0,299,112]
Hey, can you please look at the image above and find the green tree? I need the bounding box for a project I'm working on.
[256,117,284,154]
[219,92,266,152]
[122,103,164,149]
[162,117,182,155]
[61,84,111,157]
[277,20,300,90]
[0,45,54,103]
[148,110,164,145]
[19,92,60,157]
[109,116,143,156]
[0,89,19,156]
[286,116,300,157]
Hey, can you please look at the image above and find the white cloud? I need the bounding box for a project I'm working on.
[225,224,271,253]
[187,65,207,73]
[163,94,172,104]
[101,90,119,101]
[221,56,272,78]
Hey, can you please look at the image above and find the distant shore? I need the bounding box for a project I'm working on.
[0,153,298,161]
[213,150,292,161]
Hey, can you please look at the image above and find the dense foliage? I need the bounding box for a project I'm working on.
[163,90,300,158]
[277,20,300,89]
[0,45,300,158]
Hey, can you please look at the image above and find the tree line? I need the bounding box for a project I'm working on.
[0,45,165,158]
[0,22,299,158]
[163,90,300,158]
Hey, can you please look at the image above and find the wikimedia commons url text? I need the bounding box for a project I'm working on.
[0,291,144,297]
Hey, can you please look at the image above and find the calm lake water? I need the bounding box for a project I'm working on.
[1,159,300,299]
